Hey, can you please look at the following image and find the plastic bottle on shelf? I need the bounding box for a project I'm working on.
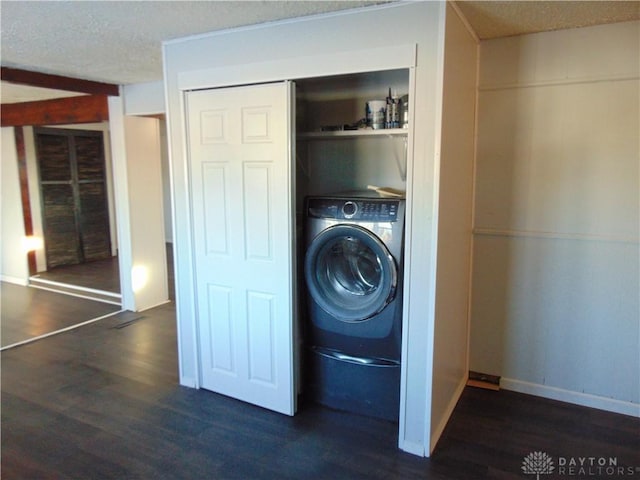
[385,88,393,129]
[391,90,400,128]
[386,88,400,129]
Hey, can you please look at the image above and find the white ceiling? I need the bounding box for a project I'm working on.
[456,1,640,39]
[1,1,384,86]
[1,0,639,103]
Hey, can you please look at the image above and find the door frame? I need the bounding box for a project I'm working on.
[107,97,170,312]
[166,39,442,455]
[21,124,118,275]
[172,43,416,386]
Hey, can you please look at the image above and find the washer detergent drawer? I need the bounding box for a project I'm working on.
[305,346,400,422]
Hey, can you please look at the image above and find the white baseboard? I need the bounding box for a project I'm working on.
[1,309,124,351]
[136,298,172,312]
[1,275,28,286]
[398,439,425,457]
[501,378,640,418]
[28,283,121,306]
[179,376,197,389]
[430,374,468,455]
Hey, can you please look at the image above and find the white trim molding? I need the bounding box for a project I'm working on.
[177,44,417,92]
[501,378,640,418]
[1,275,28,286]
[473,228,639,245]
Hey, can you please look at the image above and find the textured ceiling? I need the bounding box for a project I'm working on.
[1,1,383,85]
[455,0,640,39]
[1,0,639,104]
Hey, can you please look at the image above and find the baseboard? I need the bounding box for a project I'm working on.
[1,309,124,351]
[136,298,172,312]
[430,374,468,455]
[179,376,197,389]
[29,277,122,305]
[1,275,28,286]
[398,439,425,457]
[501,377,640,418]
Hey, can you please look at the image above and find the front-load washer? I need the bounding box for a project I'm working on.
[303,194,405,421]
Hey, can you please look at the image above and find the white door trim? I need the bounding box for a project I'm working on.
[177,44,417,92]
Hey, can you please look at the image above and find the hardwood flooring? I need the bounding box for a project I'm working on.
[2,244,175,348]
[2,299,639,479]
[30,243,175,300]
[0,281,121,348]
[32,256,120,294]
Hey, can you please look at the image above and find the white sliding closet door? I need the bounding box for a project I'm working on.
[186,82,295,415]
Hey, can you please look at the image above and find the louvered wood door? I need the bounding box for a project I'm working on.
[35,128,112,269]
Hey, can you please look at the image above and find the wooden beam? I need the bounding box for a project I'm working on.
[14,127,37,276]
[1,95,109,127]
[1,67,119,96]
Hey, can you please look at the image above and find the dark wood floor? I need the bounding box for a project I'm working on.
[31,244,175,300]
[32,256,121,294]
[2,244,175,348]
[2,299,639,479]
[0,281,121,348]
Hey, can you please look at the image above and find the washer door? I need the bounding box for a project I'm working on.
[305,224,397,322]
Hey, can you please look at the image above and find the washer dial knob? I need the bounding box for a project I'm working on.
[342,201,357,218]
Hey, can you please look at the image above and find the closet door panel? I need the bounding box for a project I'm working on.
[75,134,111,261]
[37,134,71,182]
[41,183,81,268]
[78,182,111,261]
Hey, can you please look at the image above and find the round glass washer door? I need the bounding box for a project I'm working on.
[305,224,397,322]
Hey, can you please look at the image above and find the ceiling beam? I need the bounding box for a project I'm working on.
[1,95,109,127]
[1,67,119,96]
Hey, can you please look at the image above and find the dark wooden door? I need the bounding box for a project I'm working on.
[35,128,112,269]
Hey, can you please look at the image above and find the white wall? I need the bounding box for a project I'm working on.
[108,97,169,311]
[122,82,172,243]
[430,3,477,449]
[470,21,640,416]
[123,116,169,310]
[164,2,448,456]
[1,128,29,285]
[158,120,172,243]
[123,80,165,116]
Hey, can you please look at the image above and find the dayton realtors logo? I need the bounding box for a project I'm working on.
[522,452,639,478]
[522,451,555,479]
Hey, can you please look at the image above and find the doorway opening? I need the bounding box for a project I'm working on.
[28,126,120,303]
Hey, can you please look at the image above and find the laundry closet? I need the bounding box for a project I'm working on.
[163,2,476,456]
[295,69,409,199]
[296,70,409,422]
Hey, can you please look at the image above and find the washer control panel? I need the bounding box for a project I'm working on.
[307,197,400,222]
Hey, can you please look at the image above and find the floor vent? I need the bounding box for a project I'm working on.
[112,314,144,329]
[467,371,501,391]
